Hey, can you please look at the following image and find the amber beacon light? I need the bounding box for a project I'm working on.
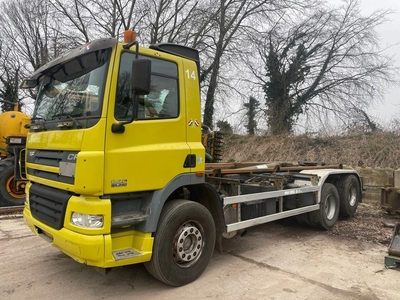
[124,30,136,43]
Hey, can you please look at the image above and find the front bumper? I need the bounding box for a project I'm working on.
[23,206,153,268]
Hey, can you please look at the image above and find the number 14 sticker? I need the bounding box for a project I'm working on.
[185,69,196,80]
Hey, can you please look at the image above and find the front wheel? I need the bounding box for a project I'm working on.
[309,183,339,230]
[144,200,216,286]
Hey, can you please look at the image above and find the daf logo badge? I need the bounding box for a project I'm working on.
[29,151,35,157]
[67,154,78,161]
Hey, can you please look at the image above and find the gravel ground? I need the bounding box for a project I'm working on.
[328,202,400,246]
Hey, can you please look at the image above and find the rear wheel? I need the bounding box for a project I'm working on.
[144,200,216,286]
[309,183,339,229]
[337,175,360,218]
[0,158,26,207]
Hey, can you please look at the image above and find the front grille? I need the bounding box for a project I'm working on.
[27,149,65,166]
[30,183,71,230]
[26,149,78,184]
[27,168,74,184]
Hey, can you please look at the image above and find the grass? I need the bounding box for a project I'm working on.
[221,131,400,169]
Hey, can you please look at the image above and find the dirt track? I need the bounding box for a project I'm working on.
[1,205,400,300]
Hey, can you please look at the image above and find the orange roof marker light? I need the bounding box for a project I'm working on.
[124,30,136,43]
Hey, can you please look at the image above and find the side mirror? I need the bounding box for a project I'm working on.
[20,79,38,89]
[111,58,152,134]
[131,59,151,95]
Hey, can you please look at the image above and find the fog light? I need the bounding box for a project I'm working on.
[71,212,104,228]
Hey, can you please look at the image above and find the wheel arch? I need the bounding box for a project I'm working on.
[136,175,224,252]
[299,169,362,204]
[186,183,225,252]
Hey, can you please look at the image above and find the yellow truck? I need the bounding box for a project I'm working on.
[0,101,30,206]
[22,32,362,286]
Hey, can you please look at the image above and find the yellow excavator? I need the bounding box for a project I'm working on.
[0,100,30,206]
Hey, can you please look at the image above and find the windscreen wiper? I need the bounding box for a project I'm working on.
[29,117,47,131]
[66,114,82,129]
[56,114,82,129]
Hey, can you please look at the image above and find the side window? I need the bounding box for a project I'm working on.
[115,52,179,121]
[139,75,178,119]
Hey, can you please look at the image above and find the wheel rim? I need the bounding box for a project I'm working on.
[5,175,25,199]
[348,184,357,206]
[324,193,336,220]
[173,221,204,268]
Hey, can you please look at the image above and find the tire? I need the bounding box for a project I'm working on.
[337,175,360,218]
[144,200,216,286]
[0,158,26,207]
[309,183,339,230]
[0,157,25,206]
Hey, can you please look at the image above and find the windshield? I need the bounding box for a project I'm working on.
[33,49,111,124]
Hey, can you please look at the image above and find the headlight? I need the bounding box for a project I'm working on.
[71,212,104,228]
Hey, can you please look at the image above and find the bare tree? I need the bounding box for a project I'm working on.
[49,0,91,43]
[141,0,199,44]
[345,107,379,133]
[196,0,280,128]
[0,48,22,111]
[49,0,148,42]
[255,0,396,134]
[0,0,63,112]
[0,0,58,71]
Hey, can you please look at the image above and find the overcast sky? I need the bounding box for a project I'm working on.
[359,0,400,125]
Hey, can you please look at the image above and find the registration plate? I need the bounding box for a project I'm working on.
[10,137,22,144]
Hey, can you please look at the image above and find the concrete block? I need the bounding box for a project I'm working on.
[395,169,400,188]
[355,167,394,187]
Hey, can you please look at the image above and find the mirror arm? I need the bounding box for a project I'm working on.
[123,41,139,59]
[111,94,139,134]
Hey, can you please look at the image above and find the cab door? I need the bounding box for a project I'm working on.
[103,47,194,194]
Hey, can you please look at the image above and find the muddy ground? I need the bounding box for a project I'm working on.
[271,202,400,247]
[328,202,400,246]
